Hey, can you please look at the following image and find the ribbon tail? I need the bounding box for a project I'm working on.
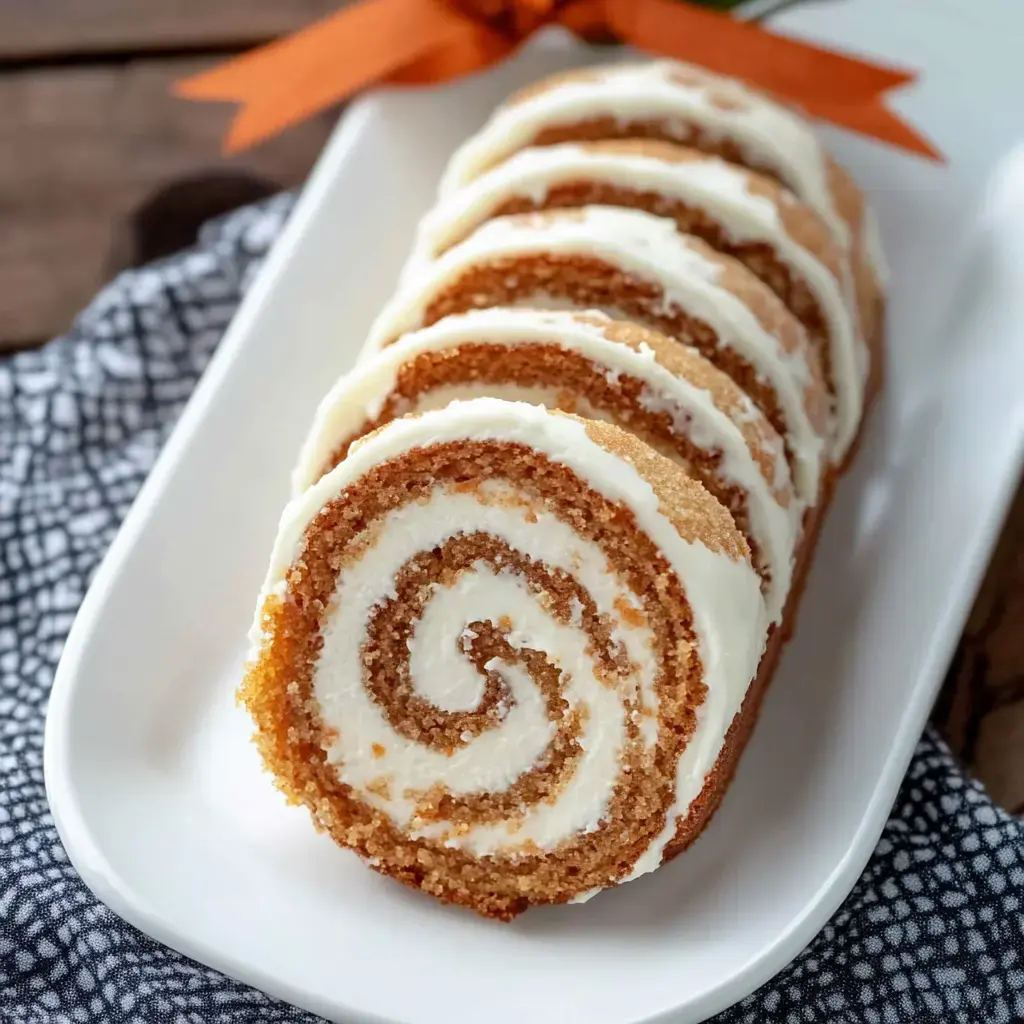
[827,101,943,161]
[605,0,942,161]
[174,0,480,153]
[388,21,513,86]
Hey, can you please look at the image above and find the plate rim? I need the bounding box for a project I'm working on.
[44,92,410,1024]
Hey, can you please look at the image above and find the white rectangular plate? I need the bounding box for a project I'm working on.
[45,3,1024,1022]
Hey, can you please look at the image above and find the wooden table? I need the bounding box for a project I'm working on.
[3,2,1022,812]
[0,1,339,348]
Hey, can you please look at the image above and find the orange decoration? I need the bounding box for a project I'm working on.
[174,0,941,160]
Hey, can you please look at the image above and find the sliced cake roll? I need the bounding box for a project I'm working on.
[243,398,767,919]
[439,60,886,353]
[362,206,830,500]
[296,308,798,622]
[409,140,860,407]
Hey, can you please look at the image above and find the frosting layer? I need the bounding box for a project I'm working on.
[362,205,831,489]
[296,307,799,621]
[442,61,858,259]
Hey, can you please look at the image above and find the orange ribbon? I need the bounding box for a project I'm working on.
[175,0,940,160]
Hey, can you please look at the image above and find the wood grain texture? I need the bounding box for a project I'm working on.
[0,1,339,60]
[935,474,1024,812]
[0,58,334,348]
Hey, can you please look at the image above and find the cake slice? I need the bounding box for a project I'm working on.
[243,398,767,919]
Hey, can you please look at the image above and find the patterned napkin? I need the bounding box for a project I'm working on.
[1,197,1022,1024]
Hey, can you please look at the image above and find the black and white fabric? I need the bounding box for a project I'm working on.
[1,195,1023,1024]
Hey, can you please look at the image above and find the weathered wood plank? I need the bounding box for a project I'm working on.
[935,473,1024,810]
[0,1,338,60]
[0,58,334,348]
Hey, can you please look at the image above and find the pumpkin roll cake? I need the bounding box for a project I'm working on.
[439,59,886,354]
[242,57,887,921]
[242,398,768,919]
[362,205,830,500]
[296,307,799,623]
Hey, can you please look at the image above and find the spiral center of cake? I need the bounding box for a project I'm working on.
[312,478,658,856]
[246,439,714,911]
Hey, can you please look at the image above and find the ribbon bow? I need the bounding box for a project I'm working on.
[175,0,939,160]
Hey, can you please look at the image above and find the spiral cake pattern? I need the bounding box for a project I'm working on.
[243,400,765,918]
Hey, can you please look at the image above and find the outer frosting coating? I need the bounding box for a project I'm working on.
[253,398,766,873]
[411,141,863,439]
[441,62,846,243]
[861,205,890,287]
[361,205,833,486]
[296,307,798,621]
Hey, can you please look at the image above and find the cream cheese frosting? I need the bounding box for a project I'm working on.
[360,206,831,492]
[440,60,862,263]
[415,142,843,295]
[296,307,799,621]
[861,205,890,288]
[410,141,864,452]
[253,398,766,872]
